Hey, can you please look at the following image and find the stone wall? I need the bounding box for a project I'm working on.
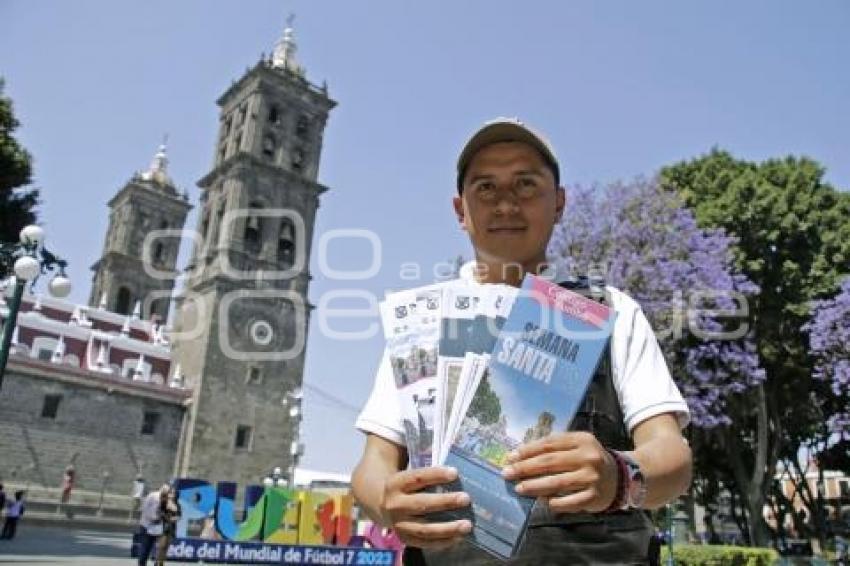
[0,359,186,496]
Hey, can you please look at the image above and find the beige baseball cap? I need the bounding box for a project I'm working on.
[456,117,560,192]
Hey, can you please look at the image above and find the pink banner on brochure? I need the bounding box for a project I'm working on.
[529,277,610,328]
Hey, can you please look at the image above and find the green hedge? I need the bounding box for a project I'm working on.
[659,544,778,566]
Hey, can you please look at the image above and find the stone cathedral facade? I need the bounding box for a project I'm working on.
[88,145,192,321]
[171,24,335,484]
[0,22,335,493]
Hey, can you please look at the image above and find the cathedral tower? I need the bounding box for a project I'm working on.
[89,144,191,320]
[171,19,336,485]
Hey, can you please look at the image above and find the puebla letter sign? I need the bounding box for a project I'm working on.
[153,478,400,565]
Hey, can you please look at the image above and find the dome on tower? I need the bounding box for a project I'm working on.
[140,142,176,191]
[272,13,305,77]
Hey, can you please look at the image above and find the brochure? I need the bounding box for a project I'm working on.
[380,283,446,469]
[437,284,518,464]
[434,284,480,461]
[440,274,617,560]
[440,352,489,465]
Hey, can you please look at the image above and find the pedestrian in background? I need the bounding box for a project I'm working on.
[59,465,75,518]
[0,483,6,521]
[131,474,146,519]
[155,485,181,566]
[0,490,26,540]
[137,484,167,565]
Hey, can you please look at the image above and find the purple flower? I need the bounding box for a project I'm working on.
[549,178,764,428]
[804,277,850,434]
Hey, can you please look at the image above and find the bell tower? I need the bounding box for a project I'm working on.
[89,143,191,320]
[172,18,336,485]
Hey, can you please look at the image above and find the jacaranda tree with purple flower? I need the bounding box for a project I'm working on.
[806,277,850,435]
[776,277,850,548]
[549,178,764,540]
[550,178,764,426]
[661,150,850,547]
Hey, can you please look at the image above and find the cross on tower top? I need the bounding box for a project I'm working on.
[272,12,303,76]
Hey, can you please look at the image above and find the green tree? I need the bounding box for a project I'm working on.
[0,78,39,247]
[660,149,850,546]
[469,374,501,426]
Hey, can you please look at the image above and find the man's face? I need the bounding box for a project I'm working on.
[453,141,565,270]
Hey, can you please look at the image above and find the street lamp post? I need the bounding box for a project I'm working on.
[0,225,71,389]
[666,503,675,566]
[97,469,112,516]
[285,388,304,488]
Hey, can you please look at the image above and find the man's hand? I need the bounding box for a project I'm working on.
[501,431,618,514]
[379,466,472,550]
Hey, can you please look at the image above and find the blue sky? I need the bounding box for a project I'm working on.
[2,0,848,475]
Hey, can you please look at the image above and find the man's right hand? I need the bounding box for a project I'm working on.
[379,466,472,550]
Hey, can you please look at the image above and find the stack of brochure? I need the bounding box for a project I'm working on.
[379,280,516,469]
[379,274,617,560]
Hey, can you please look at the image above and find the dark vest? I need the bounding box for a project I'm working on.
[406,278,657,565]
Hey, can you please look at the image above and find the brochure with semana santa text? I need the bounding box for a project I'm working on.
[440,274,617,560]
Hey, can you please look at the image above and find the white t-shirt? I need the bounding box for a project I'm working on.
[139,492,162,531]
[355,264,690,447]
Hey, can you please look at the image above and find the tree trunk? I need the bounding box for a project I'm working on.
[789,453,830,549]
[724,384,776,547]
[748,384,774,547]
[746,490,771,547]
[814,466,828,553]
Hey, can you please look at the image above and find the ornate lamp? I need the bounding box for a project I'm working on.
[0,225,71,387]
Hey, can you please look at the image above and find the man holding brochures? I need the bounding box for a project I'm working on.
[352,118,692,564]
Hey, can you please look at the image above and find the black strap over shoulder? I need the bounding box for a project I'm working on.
[518,277,654,560]
[557,276,631,451]
[523,276,634,534]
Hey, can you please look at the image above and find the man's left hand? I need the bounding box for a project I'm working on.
[501,431,618,514]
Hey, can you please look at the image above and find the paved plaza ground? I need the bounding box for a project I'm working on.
[0,525,133,565]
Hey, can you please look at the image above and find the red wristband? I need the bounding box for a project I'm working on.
[603,448,628,513]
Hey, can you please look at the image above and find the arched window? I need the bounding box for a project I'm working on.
[268,105,280,125]
[200,208,211,239]
[277,218,296,266]
[150,297,169,321]
[116,287,132,315]
[244,202,263,252]
[153,242,165,263]
[292,148,305,172]
[262,134,276,158]
[208,201,225,246]
[296,114,309,138]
